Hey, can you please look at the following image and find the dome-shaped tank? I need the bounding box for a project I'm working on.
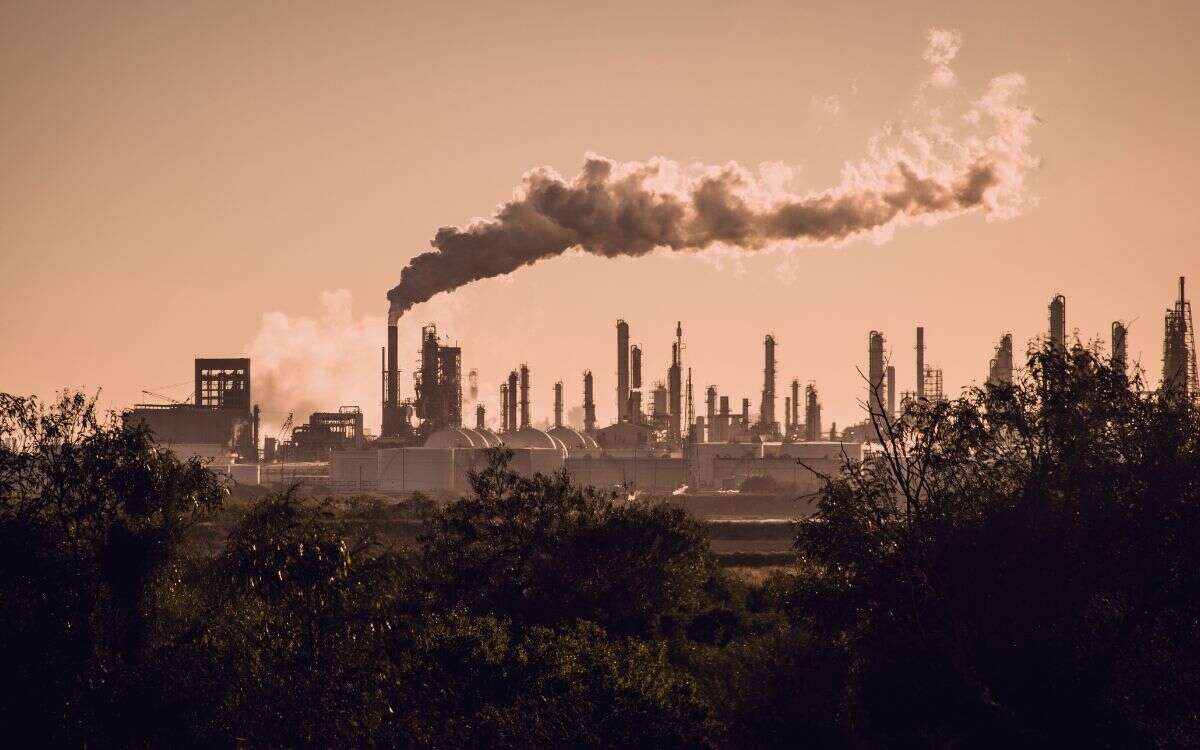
[423,427,479,448]
[474,428,503,447]
[548,426,589,452]
[503,426,567,455]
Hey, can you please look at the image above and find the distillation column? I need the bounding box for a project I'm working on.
[583,371,596,435]
[760,334,776,433]
[617,320,630,422]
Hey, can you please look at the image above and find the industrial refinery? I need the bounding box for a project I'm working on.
[124,276,1199,496]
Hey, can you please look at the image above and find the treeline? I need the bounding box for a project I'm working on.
[1,344,1198,748]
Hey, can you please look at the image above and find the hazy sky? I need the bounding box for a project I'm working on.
[3,1,1198,434]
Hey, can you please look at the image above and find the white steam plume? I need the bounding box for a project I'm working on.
[250,290,464,432]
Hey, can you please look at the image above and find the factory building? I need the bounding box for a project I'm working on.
[382,323,461,441]
[286,407,365,460]
[125,357,259,464]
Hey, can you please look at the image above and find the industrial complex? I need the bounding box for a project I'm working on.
[125,277,1198,495]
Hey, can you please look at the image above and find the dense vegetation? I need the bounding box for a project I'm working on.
[1,344,1197,748]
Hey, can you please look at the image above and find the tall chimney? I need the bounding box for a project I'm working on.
[617,320,630,422]
[519,364,530,428]
[868,331,886,440]
[500,383,509,432]
[686,367,694,440]
[989,333,1015,386]
[554,380,563,429]
[1162,276,1193,398]
[760,334,776,430]
[805,382,821,441]
[1049,294,1067,350]
[668,323,683,440]
[507,371,519,432]
[583,370,596,435]
[1112,322,1128,377]
[886,365,896,420]
[384,323,399,436]
[791,378,800,431]
[916,326,926,399]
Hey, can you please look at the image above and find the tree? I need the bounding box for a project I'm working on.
[791,344,1200,747]
[418,449,718,638]
[0,392,226,746]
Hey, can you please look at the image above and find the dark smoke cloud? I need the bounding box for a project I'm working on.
[387,157,996,321]
[387,37,1035,322]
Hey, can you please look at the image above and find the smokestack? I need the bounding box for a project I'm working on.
[583,370,596,435]
[1049,294,1066,350]
[1112,322,1128,377]
[631,345,642,389]
[989,333,1015,386]
[519,364,530,429]
[439,345,462,428]
[554,381,563,429]
[686,367,694,441]
[791,378,800,434]
[805,382,821,442]
[507,370,519,432]
[887,365,896,420]
[476,404,486,431]
[668,323,683,440]
[760,334,776,431]
[617,320,630,422]
[500,383,509,432]
[916,327,926,399]
[383,323,399,436]
[868,331,886,439]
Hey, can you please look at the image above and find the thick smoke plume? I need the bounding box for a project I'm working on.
[388,31,1036,322]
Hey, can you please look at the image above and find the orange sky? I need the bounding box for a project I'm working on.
[2,1,1198,434]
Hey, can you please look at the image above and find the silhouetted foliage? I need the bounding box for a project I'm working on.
[419,450,717,638]
[2,348,1198,747]
[738,473,781,493]
[0,393,226,746]
[790,344,1200,747]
